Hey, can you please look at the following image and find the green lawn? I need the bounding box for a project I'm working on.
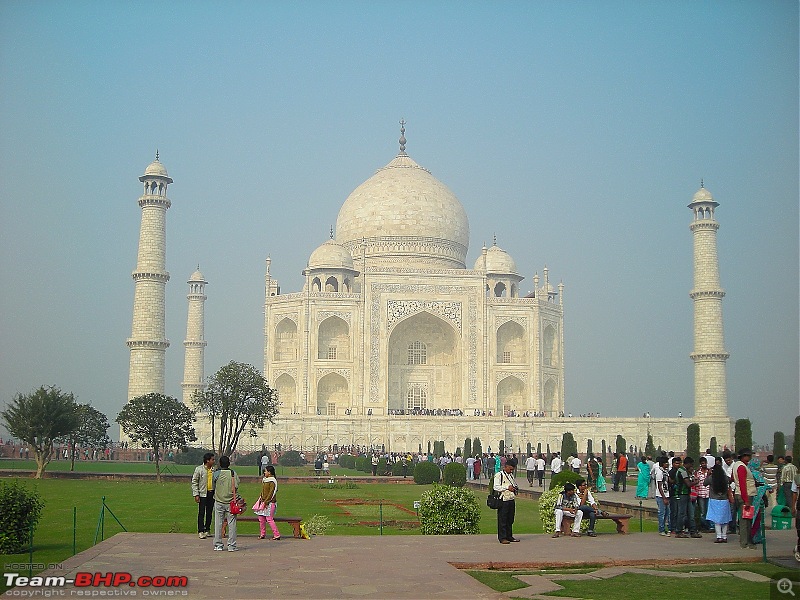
[467,563,788,599]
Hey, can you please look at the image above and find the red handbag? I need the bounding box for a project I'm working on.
[741,505,755,520]
[229,476,245,515]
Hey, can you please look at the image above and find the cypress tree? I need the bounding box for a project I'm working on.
[615,435,626,455]
[464,437,472,458]
[473,437,482,457]
[709,437,717,455]
[773,431,786,457]
[686,423,701,460]
[735,419,752,453]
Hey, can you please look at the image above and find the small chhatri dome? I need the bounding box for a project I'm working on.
[475,243,518,275]
[144,159,169,178]
[189,266,206,282]
[692,187,714,202]
[308,238,355,271]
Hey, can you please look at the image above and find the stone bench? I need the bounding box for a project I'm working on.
[236,515,304,538]
[560,511,632,534]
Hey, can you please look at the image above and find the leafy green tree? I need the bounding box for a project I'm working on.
[586,439,593,456]
[773,431,786,457]
[686,423,700,459]
[464,437,472,458]
[117,393,196,482]
[2,386,80,478]
[61,404,111,471]
[735,419,752,453]
[498,440,505,456]
[615,435,627,455]
[0,481,44,553]
[709,436,718,455]
[194,361,278,457]
[644,433,656,457]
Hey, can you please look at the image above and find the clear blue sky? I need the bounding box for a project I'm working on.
[1,1,797,444]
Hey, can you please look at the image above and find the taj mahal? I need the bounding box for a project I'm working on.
[124,124,734,454]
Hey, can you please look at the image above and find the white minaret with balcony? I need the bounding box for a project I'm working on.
[689,183,729,418]
[126,153,171,401]
[182,267,208,405]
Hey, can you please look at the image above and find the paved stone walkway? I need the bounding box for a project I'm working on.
[6,528,794,599]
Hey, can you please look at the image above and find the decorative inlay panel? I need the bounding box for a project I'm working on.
[496,371,529,383]
[317,368,351,382]
[387,300,461,333]
[318,311,352,326]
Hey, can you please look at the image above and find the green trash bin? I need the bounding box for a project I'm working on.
[771,504,793,530]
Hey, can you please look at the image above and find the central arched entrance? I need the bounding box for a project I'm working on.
[387,311,460,412]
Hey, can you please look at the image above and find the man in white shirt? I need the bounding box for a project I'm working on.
[493,458,519,544]
[571,455,582,474]
[703,449,716,470]
[551,453,563,475]
[536,455,546,487]
[525,454,537,486]
[653,456,670,536]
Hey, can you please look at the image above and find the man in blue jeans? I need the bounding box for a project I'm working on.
[653,456,671,536]
[675,456,702,538]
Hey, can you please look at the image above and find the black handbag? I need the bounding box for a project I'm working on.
[487,492,502,510]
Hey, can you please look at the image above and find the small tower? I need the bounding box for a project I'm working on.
[182,267,208,406]
[126,154,172,402]
[688,183,729,418]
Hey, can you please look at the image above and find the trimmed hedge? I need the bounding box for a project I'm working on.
[339,454,355,470]
[549,469,580,491]
[278,450,302,466]
[0,480,44,554]
[355,455,370,472]
[443,462,467,487]
[419,484,480,534]
[414,461,441,484]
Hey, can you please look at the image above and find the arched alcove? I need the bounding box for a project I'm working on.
[317,372,348,415]
[274,318,298,362]
[318,316,349,360]
[497,320,526,364]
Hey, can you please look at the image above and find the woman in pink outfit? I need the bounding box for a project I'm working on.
[253,465,281,540]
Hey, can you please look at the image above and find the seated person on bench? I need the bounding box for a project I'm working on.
[552,482,582,537]
[575,478,599,537]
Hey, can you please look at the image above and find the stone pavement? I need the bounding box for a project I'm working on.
[8,527,795,600]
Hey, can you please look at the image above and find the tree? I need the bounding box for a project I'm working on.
[734,418,752,453]
[709,436,718,455]
[464,437,472,458]
[645,433,656,457]
[686,423,700,459]
[560,432,577,459]
[586,439,593,456]
[473,437,482,457]
[61,404,111,471]
[498,440,505,456]
[794,417,800,463]
[601,439,607,466]
[194,361,278,457]
[117,393,196,482]
[2,386,81,478]
[773,431,786,457]
[615,435,626,455]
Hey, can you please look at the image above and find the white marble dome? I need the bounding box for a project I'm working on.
[476,244,519,275]
[144,159,169,178]
[308,239,355,271]
[189,268,206,282]
[692,186,714,202]
[335,153,470,268]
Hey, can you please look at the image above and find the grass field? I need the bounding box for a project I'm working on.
[466,562,788,599]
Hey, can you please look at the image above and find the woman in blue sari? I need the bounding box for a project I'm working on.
[747,457,771,544]
[635,456,650,498]
[595,457,607,492]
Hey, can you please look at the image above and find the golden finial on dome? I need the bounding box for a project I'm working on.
[155,149,159,161]
[330,226,334,239]
[399,118,406,155]
[700,178,704,188]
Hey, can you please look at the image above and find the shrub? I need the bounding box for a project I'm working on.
[278,450,302,466]
[233,450,262,466]
[173,447,215,465]
[0,481,44,554]
[418,484,480,534]
[443,462,467,487]
[355,455,370,473]
[303,514,332,536]
[735,419,752,453]
[549,470,580,491]
[377,457,388,475]
[414,461,441,484]
[390,459,408,476]
[538,485,588,534]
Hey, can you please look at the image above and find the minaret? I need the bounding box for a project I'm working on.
[182,267,208,405]
[126,153,172,401]
[689,183,729,418]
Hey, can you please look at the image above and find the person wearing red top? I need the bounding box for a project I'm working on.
[732,448,757,548]
[613,452,628,492]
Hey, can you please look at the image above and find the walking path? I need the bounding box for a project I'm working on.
[6,528,794,599]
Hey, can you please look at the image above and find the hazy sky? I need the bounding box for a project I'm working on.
[1,1,797,444]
